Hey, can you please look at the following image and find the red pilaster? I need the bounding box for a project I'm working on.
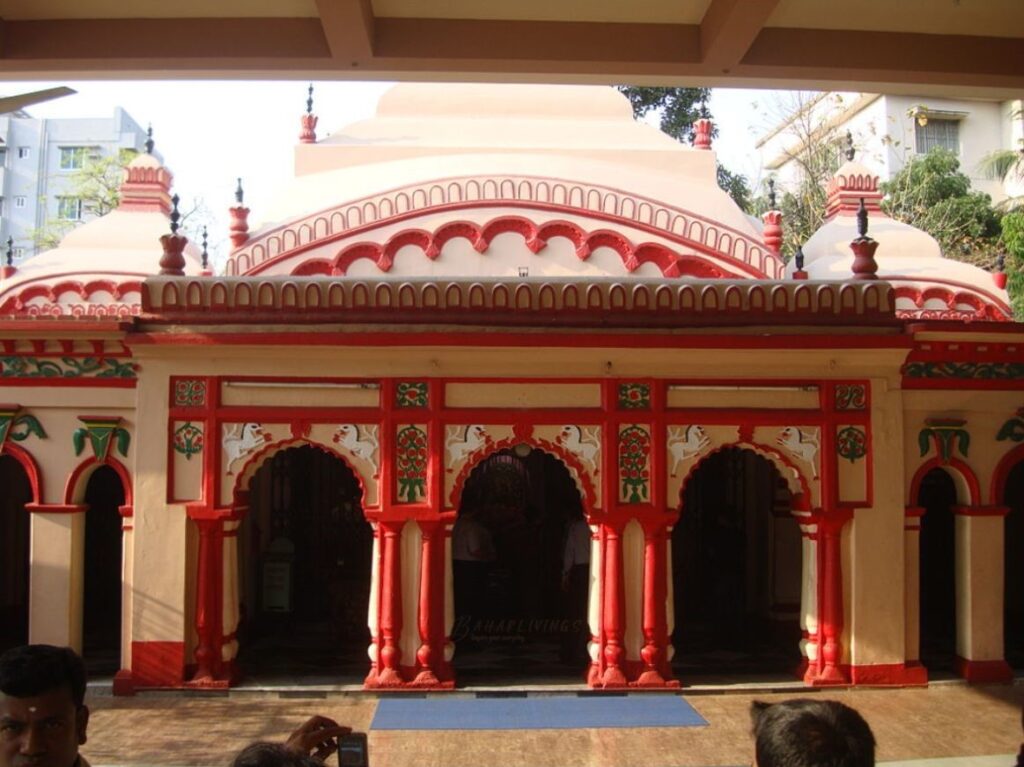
[189,517,226,687]
[376,519,404,686]
[600,522,627,686]
[762,210,783,257]
[414,519,446,686]
[812,510,850,685]
[637,521,671,686]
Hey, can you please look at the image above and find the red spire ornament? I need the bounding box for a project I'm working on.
[1,237,15,280]
[693,118,713,150]
[229,178,250,250]
[159,194,188,276]
[761,178,783,257]
[993,253,1008,289]
[849,198,879,280]
[299,84,318,144]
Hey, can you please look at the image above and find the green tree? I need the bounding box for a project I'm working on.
[1001,211,1024,318]
[617,86,753,212]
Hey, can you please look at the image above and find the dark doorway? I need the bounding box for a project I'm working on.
[672,448,802,680]
[0,456,32,652]
[1004,462,1024,670]
[82,465,126,675]
[918,468,958,673]
[453,447,588,683]
[238,445,372,681]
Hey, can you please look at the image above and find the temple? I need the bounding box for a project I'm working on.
[0,84,1020,692]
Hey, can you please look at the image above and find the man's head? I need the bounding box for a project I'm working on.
[751,698,875,767]
[0,645,89,767]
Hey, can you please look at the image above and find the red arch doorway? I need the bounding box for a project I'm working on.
[82,465,127,675]
[237,445,373,681]
[917,468,957,674]
[0,455,32,652]
[672,447,802,679]
[452,447,589,683]
[1003,461,1024,671]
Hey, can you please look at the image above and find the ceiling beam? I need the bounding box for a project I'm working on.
[315,0,375,60]
[699,0,781,71]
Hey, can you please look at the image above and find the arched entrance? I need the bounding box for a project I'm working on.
[453,447,588,682]
[917,468,957,673]
[672,447,802,678]
[82,465,126,674]
[1003,461,1024,670]
[0,455,32,651]
[237,445,372,681]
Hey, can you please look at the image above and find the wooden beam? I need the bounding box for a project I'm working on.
[699,0,781,70]
[315,0,375,60]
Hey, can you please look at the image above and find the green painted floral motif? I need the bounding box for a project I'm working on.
[174,379,207,408]
[618,383,650,410]
[618,425,651,503]
[396,382,429,408]
[834,384,866,410]
[173,422,204,460]
[996,408,1024,443]
[396,425,428,502]
[903,362,1024,379]
[836,426,868,464]
[0,357,137,379]
[0,410,46,444]
[919,419,969,462]
[73,418,130,460]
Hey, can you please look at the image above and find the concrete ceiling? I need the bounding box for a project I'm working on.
[0,0,1022,97]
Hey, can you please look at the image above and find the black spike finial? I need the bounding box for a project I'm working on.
[795,246,805,271]
[845,130,855,162]
[767,177,777,210]
[169,194,181,234]
[235,178,244,205]
[306,84,314,115]
[201,226,209,270]
[699,96,710,120]
[145,124,154,155]
[997,253,1006,273]
[856,197,868,238]
[5,237,12,267]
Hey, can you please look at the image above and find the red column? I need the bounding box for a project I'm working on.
[414,520,441,686]
[815,511,850,685]
[638,521,669,686]
[601,522,627,686]
[376,520,404,686]
[190,517,225,686]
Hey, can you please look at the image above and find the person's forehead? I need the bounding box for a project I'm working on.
[0,688,77,718]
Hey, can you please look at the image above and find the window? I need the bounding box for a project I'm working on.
[915,119,960,154]
[59,146,89,170]
[17,147,29,159]
[14,196,26,209]
[57,196,82,220]
[13,248,23,260]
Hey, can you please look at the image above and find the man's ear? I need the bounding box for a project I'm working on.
[77,705,90,746]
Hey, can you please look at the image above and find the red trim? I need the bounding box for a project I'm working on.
[953,656,1014,683]
[952,505,1009,517]
[63,456,134,510]
[677,441,812,511]
[111,669,135,696]
[24,503,85,514]
[130,641,185,687]
[0,442,42,503]
[990,443,1024,505]
[908,457,980,506]
[846,662,928,686]
[888,276,1012,315]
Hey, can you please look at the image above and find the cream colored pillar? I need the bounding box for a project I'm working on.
[120,519,135,669]
[221,520,241,666]
[903,508,923,664]
[29,511,85,651]
[798,526,818,665]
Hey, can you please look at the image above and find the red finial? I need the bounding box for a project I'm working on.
[993,253,1008,289]
[1,237,15,279]
[299,83,318,144]
[229,178,250,250]
[159,194,188,276]
[761,178,782,256]
[693,118,713,150]
[849,198,879,280]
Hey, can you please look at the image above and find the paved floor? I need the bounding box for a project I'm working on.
[82,681,1023,767]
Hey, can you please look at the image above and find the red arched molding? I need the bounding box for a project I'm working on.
[229,438,371,518]
[448,436,599,517]
[990,443,1024,506]
[63,457,134,514]
[908,457,980,507]
[0,443,43,504]
[676,441,812,514]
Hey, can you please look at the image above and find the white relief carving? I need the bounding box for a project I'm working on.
[332,424,379,469]
[446,424,490,466]
[667,425,711,476]
[223,423,270,475]
[776,426,820,478]
[556,425,600,474]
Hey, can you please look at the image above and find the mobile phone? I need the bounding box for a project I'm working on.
[338,733,369,767]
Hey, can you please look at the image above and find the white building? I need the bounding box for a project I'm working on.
[757,92,1024,205]
[0,107,151,263]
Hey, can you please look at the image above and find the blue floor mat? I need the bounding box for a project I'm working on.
[370,694,708,730]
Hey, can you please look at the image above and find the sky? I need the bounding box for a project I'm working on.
[2,80,783,268]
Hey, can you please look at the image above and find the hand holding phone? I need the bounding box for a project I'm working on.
[284,715,350,761]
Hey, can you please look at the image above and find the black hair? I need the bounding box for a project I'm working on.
[751,698,875,767]
[232,743,324,767]
[0,645,87,709]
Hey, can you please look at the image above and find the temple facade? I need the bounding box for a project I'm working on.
[0,84,1020,692]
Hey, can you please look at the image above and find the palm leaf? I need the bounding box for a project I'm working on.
[978,149,1024,182]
